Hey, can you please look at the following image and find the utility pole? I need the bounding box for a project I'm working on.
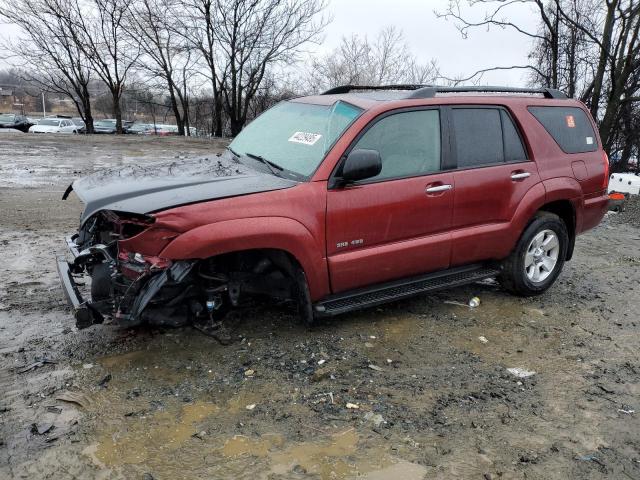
[42,91,46,117]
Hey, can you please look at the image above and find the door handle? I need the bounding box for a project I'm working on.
[425,184,453,193]
[510,172,531,180]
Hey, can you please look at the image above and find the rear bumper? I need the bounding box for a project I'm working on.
[579,193,609,233]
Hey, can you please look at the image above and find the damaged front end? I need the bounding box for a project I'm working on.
[57,210,204,330]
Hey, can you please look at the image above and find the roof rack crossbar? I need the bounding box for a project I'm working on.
[322,84,568,100]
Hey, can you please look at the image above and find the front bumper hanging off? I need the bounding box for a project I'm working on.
[56,235,104,329]
[56,235,194,329]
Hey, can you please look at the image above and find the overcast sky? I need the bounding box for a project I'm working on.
[1,0,538,86]
[312,0,537,85]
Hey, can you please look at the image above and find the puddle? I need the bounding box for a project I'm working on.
[93,401,219,465]
[222,428,427,480]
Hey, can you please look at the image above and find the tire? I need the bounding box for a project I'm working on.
[293,267,315,327]
[499,212,569,296]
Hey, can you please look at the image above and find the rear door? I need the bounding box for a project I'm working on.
[448,106,541,266]
[326,108,454,293]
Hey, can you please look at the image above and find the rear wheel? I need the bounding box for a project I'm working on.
[499,212,568,296]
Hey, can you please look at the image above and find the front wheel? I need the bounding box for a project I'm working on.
[499,212,569,296]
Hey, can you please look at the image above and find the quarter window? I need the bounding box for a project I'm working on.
[352,109,441,181]
[528,106,597,154]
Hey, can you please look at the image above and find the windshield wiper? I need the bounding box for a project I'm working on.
[244,152,284,177]
[226,146,241,160]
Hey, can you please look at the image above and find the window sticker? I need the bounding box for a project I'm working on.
[565,115,576,128]
[288,131,322,145]
[586,136,594,145]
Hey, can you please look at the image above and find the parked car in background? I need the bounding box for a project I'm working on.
[29,117,81,134]
[144,124,180,136]
[94,119,134,133]
[71,118,86,134]
[94,119,117,134]
[0,113,32,132]
[127,122,154,135]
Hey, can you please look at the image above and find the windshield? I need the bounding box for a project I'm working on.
[39,119,61,126]
[0,114,16,122]
[229,100,363,178]
[96,120,115,126]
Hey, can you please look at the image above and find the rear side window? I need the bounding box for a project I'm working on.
[528,106,597,154]
[453,108,503,168]
[452,108,528,168]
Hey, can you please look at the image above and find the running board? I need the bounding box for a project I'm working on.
[314,264,500,317]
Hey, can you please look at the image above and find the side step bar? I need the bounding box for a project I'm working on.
[314,264,500,317]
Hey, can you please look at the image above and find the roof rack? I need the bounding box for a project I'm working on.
[322,85,567,100]
[321,84,427,95]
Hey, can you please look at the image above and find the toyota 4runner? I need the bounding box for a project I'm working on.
[57,85,609,331]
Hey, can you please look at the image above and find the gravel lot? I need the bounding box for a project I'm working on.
[1,134,639,480]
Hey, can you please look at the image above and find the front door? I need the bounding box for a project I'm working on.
[326,108,454,293]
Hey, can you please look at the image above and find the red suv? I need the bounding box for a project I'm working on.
[57,85,609,331]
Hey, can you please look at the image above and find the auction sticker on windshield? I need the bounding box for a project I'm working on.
[288,131,322,145]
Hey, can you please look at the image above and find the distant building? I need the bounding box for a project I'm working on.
[0,86,39,113]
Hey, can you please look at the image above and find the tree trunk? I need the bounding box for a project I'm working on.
[214,95,223,137]
[84,101,95,134]
[169,86,184,135]
[590,0,617,118]
[229,116,243,136]
[113,89,123,134]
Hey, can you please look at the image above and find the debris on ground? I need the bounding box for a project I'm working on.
[16,358,57,374]
[346,403,360,409]
[478,336,489,344]
[368,364,384,372]
[468,296,481,308]
[363,412,385,428]
[506,367,536,378]
[97,374,112,388]
[56,391,90,409]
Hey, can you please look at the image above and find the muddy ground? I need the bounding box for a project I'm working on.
[1,134,639,480]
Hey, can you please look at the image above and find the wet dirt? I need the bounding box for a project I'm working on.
[1,135,640,479]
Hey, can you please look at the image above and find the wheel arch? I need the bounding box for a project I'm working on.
[537,200,576,260]
[158,217,330,300]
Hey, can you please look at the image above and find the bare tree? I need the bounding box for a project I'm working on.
[0,0,96,131]
[69,0,140,133]
[307,26,440,91]
[436,0,562,86]
[188,0,328,136]
[124,0,195,135]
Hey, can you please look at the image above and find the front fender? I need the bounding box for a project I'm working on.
[159,217,329,301]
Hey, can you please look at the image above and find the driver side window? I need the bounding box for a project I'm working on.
[353,109,441,181]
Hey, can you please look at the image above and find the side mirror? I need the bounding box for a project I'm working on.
[341,149,382,184]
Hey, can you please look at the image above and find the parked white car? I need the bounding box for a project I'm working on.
[29,118,80,134]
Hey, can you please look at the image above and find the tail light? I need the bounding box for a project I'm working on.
[602,151,610,190]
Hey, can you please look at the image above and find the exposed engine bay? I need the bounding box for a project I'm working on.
[59,209,300,333]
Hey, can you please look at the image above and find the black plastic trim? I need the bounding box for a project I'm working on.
[322,85,568,100]
[314,264,499,316]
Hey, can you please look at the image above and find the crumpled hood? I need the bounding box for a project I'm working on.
[66,155,298,224]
